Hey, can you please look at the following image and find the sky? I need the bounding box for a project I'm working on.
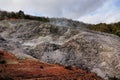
[0,0,120,24]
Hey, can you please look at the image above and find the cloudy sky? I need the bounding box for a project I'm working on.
[0,0,120,24]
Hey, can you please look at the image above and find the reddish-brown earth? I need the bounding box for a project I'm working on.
[0,50,103,80]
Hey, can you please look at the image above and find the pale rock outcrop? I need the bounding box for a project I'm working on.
[0,19,120,79]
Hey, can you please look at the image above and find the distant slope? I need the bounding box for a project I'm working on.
[0,10,49,22]
[0,10,88,28]
[88,22,120,37]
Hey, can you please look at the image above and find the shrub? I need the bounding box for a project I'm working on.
[88,23,120,37]
[0,10,49,22]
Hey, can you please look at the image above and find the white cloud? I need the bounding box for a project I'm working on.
[0,0,119,24]
[79,0,120,24]
[0,0,106,18]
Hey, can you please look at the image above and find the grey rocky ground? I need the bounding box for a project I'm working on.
[0,19,120,79]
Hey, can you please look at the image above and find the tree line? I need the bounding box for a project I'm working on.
[88,23,120,37]
[0,10,49,22]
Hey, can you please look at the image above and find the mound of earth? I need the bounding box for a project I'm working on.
[0,50,102,80]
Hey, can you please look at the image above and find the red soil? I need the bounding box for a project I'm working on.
[0,50,103,80]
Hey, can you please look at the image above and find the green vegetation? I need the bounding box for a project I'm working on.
[0,10,49,22]
[88,23,120,37]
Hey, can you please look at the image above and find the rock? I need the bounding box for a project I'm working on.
[0,19,120,79]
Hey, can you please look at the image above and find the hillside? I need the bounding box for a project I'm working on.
[88,23,120,37]
[0,11,120,80]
